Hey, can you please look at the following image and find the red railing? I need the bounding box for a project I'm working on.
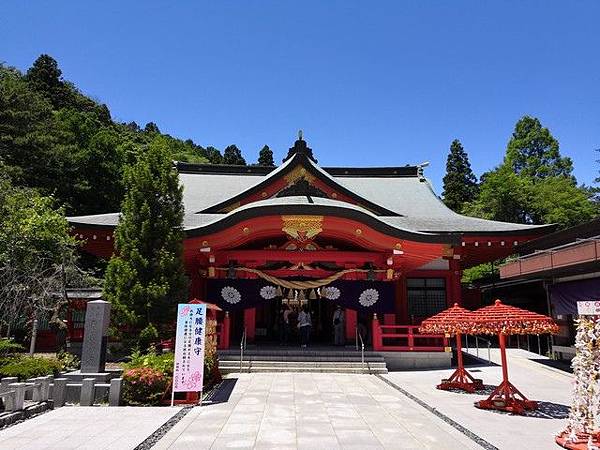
[372,316,448,352]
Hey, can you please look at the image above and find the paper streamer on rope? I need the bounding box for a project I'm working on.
[216,267,384,290]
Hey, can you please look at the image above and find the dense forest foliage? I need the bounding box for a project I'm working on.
[441,117,599,283]
[0,54,264,217]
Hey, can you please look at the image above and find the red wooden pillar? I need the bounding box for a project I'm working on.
[219,312,230,349]
[244,308,256,343]
[372,313,382,351]
[396,278,408,324]
[345,309,357,341]
[448,258,462,306]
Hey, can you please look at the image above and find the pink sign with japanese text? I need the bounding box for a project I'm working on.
[173,304,207,392]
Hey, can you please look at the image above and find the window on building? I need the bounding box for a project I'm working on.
[407,278,447,318]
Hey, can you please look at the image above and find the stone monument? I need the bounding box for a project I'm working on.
[80,300,111,374]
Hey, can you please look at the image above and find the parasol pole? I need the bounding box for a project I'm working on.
[498,332,509,399]
[455,331,464,372]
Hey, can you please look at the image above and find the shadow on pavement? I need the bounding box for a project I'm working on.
[204,378,237,405]
[530,358,573,374]
[479,400,570,419]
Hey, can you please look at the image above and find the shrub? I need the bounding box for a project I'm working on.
[122,349,173,406]
[0,355,62,380]
[56,351,80,371]
[125,348,174,375]
[122,366,169,406]
[138,323,159,351]
[0,338,25,357]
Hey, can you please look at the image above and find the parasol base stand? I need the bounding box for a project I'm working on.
[474,380,537,415]
[437,367,484,393]
[555,430,600,449]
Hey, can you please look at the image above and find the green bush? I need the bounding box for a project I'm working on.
[122,349,173,406]
[121,348,221,406]
[138,323,159,351]
[0,338,25,357]
[125,348,174,375]
[0,356,62,380]
[56,351,80,371]
[122,366,169,406]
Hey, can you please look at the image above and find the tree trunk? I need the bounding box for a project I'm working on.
[29,317,39,356]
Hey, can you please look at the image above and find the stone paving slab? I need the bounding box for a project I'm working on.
[383,349,573,450]
[0,406,179,450]
[155,373,483,449]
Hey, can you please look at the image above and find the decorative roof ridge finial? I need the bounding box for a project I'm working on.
[282,130,317,163]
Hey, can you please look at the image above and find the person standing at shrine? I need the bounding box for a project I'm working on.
[333,305,345,346]
[279,304,291,344]
[297,305,312,348]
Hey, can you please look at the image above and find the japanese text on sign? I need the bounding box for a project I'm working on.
[577,301,600,316]
[173,304,207,392]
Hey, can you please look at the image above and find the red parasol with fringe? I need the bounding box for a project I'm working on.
[420,303,484,392]
[472,299,558,414]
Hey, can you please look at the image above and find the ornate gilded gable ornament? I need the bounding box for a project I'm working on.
[276,178,328,198]
[283,165,316,185]
[282,132,317,163]
[281,215,323,242]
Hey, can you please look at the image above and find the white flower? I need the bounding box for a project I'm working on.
[221,286,241,304]
[260,285,277,300]
[359,288,379,307]
[323,286,341,300]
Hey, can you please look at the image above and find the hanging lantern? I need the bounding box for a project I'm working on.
[275,286,283,297]
[309,289,317,300]
[287,289,294,299]
[298,290,306,301]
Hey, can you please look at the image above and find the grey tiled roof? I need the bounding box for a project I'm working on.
[69,154,553,236]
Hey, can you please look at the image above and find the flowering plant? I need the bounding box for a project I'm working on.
[122,366,169,406]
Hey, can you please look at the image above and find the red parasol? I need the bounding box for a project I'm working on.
[472,299,558,414]
[420,303,484,392]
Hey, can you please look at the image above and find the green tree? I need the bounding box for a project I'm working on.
[505,116,573,179]
[441,139,478,212]
[25,54,70,109]
[257,145,275,166]
[0,172,93,332]
[103,137,188,333]
[529,176,597,228]
[463,164,532,223]
[144,122,160,134]
[204,146,223,164]
[222,144,246,165]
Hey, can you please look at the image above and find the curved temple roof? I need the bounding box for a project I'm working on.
[68,138,553,239]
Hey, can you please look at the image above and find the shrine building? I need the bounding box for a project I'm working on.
[68,136,552,351]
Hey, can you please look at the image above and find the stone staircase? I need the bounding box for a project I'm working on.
[218,348,388,374]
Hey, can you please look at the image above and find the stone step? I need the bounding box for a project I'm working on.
[219,361,387,368]
[218,364,388,375]
[218,355,385,363]
[219,349,381,358]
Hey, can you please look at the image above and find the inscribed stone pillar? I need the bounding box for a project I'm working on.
[80,300,111,373]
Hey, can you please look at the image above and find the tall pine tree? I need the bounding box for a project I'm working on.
[505,116,573,179]
[222,144,246,165]
[103,137,187,335]
[442,139,478,212]
[257,145,275,166]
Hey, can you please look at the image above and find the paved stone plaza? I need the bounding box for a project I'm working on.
[0,349,573,449]
[0,406,178,449]
[155,372,480,449]
[382,348,572,450]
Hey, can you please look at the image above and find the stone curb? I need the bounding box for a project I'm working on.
[0,401,53,429]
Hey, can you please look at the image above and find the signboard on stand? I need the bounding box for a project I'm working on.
[171,303,207,405]
[577,300,600,316]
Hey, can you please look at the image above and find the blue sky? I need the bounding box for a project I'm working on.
[1,1,599,192]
